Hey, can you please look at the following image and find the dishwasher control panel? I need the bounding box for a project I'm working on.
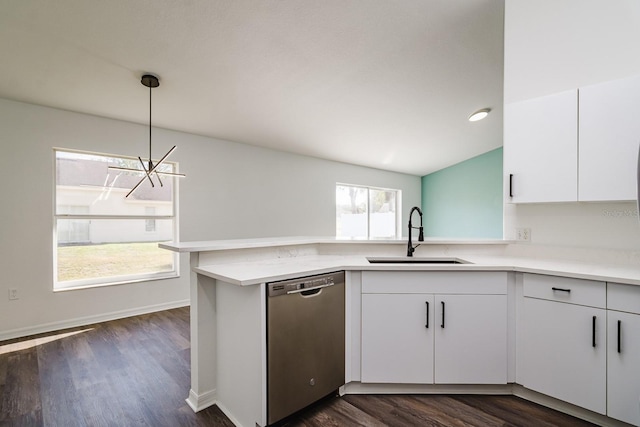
[267,271,344,297]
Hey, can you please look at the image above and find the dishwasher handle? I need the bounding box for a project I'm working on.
[286,282,334,295]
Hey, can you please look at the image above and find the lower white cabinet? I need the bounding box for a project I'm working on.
[607,283,640,426]
[361,293,434,383]
[520,274,607,415]
[434,294,507,384]
[361,271,507,385]
[359,270,640,425]
[520,298,606,414]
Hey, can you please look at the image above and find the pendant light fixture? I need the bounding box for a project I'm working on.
[109,74,185,198]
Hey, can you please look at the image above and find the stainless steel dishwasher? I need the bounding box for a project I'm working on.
[266,271,345,425]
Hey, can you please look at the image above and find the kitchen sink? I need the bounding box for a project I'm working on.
[366,256,472,264]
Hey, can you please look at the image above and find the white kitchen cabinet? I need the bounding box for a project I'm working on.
[504,75,640,204]
[504,90,578,203]
[579,74,640,202]
[360,271,507,385]
[434,294,507,384]
[607,283,640,426]
[520,274,606,415]
[361,293,434,383]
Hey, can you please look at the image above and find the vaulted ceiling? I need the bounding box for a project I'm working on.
[0,0,504,176]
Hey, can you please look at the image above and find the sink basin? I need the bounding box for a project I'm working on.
[366,257,472,264]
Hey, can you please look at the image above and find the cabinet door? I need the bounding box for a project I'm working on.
[504,90,578,203]
[361,293,434,383]
[520,298,606,414]
[607,310,640,426]
[434,295,507,384]
[579,74,640,201]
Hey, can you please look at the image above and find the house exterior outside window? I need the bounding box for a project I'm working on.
[336,184,401,239]
[57,205,90,243]
[54,149,178,290]
[145,207,157,232]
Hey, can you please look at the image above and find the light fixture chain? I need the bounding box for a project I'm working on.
[149,81,152,165]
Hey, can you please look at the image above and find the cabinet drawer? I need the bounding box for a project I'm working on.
[523,274,605,308]
[362,271,507,294]
[608,283,640,314]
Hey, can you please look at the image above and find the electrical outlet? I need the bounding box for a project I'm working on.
[516,227,531,242]
[8,288,18,300]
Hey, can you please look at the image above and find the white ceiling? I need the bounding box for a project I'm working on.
[0,0,504,176]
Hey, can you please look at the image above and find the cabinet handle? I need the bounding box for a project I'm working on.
[617,320,622,353]
[592,316,597,348]
[509,174,514,198]
[441,301,445,328]
[551,287,571,293]
[636,141,639,216]
[425,301,429,329]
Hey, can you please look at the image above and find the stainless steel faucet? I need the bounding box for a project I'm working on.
[407,206,424,257]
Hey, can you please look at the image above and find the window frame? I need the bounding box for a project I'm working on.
[335,183,402,239]
[53,148,179,291]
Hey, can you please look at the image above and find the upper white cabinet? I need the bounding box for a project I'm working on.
[579,74,640,201]
[504,90,578,203]
[504,74,640,203]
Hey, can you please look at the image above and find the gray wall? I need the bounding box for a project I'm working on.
[0,98,420,338]
[175,125,421,242]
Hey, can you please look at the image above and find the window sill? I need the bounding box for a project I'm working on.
[53,272,180,292]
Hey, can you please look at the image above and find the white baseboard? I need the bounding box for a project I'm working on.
[344,382,512,395]
[512,385,631,427]
[186,388,217,413]
[0,299,190,342]
[344,382,631,427]
[185,389,245,427]
[216,401,245,427]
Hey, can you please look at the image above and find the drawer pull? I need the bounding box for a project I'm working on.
[441,301,445,329]
[552,287,571,293]
[592,316,597,348]
[617,320,622,353]
[425,301,429,329]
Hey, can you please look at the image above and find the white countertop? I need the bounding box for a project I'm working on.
[159,236,509,253]
[193,253,640,287]
[161,236,640,287]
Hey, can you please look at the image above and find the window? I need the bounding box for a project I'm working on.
[336,184,400,239]
[54,149,178,290]
[145,207,157,232]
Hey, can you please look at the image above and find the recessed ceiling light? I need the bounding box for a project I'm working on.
[468,108,491,122]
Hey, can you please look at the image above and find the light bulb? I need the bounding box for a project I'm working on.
[469,108,491,122]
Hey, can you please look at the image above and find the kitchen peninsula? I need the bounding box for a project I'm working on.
[161,237,640,427]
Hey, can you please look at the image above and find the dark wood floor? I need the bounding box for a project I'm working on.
[0,307,596,427]
[280,394,597,427]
